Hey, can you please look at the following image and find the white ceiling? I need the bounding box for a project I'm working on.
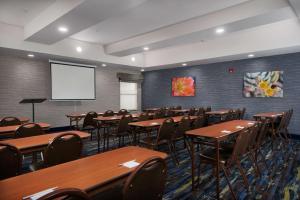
[0,0,300,70]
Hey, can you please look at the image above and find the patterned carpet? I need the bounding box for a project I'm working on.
[22,133,300,200]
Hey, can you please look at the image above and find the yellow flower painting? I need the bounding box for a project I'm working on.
[243,71,283,97]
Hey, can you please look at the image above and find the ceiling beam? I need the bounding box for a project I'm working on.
[289,0,300,18]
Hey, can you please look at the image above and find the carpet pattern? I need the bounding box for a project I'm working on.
[21,133,300,200]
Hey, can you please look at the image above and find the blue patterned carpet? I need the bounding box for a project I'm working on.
[22,134,300,200]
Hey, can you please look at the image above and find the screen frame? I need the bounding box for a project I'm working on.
[50,61,96,101]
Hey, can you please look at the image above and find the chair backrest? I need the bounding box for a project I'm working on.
[165,110,175,117]
[205,106,212,112]
[193,116,206,129]
[44,133,83,167]
[138,113,149,121]
[123,157,167,200]
[175,116,191,139]
[247,123,260,151]
[230,128,252,160]
[240,108,246,119]
[255,120,269,148]
[197,107,205,116]
[83,111,98,128]
[234,109,241,120]
[37,188,89,200]
[0,143,22,180]
[103,110,115,117]
[188,108,196,116]
[169,106,176,110]
[15,123,44,138]
[156,118,175,143]
[117,114,132,133]
[0,117,21,127]
[153,110,165,119]
[175,105,182,110]
[224,110,234,121]
[118,109,129,116]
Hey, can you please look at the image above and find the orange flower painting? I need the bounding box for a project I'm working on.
[172,77,195,96]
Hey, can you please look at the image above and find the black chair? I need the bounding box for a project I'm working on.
[173,116,191,150]
[205,106,212,112]
[110,115,133,148]
[15,123,44,138]
[117,109,129,116]
[122,157,167,200]
[175,105,182,110]
[0,117,21,127]
[140,118,178,164]
[0,143,22,180]
[103,110,115,117]
[138,113,149,121]
[197,107,205,116]
[188,108,196,116]
[82,111,98,141]
[37,188,89,200]
[30,133,83,171]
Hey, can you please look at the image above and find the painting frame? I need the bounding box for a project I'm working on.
[171,76,196,97]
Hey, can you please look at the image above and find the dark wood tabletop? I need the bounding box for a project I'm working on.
[253,112,283,119]
[94,113,141,122]
[0,146,167,200]
[0,122,50,134]
[1,131,90,154]
[129,116,197,128]
[172,109,189,113]
[143,108,161,112]
[185,120,255,140]
[205,109,233,115]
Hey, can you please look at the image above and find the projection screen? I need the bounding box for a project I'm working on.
[50,62,96,100]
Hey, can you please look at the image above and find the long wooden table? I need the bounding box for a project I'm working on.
[0,122,50,137]
[185,120,255,200]
[0,146,167,200]
[2,131,90,154]
[0,117,30,124]
[129,116,197,128]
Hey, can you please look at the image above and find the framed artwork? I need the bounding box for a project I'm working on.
[243,71,283,97]
[172,77,195,96]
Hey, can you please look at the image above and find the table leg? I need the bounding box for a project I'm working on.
[216,140,220,200]
[191,137,195,191]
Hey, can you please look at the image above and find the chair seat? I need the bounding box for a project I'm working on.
[198,147,232,164]
[140,136,167,146]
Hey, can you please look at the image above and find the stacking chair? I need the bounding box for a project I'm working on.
[197,107,205,116]
[37,188,89,200]
[197,128,253,199]
[165,109,175,117]
[138,112,149,121]
[15,123,44,138]
[153,109,165,119]
[240,108,246,119]
[205,106,212,112]
[0,117,21,127]
[0,143,22,180]
[30,133,83,171]
[135,113,150,143]
[103,110,115,117]
[110,114,133,148]
[188,108,196,116]
[117,109,128,116]
[192,115,206,129]
[81,111,98,140]
[140,118,178,164]
[123,157,167,200]
[175,105,182,110]
[173,116,191,150]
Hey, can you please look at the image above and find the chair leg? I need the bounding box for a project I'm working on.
[97,129,100,153]
[221,164,237,200]
[235,160,250,189]
[167,142,179,165]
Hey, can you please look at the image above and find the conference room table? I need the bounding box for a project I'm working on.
[205,109,234,116]
[0,117,30,124]
[185,120,256,200]
[0,122,50,137]
[0,146,167,200]
[171,109,190,115]
[143,108,161,112]
[2,131,90,154]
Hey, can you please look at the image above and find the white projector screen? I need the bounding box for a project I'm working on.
[51,62,96,100]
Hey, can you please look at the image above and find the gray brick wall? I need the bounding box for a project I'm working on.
[142,52,300,135]
[0,54,141,127]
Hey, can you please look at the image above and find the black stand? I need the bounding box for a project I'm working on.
[19,98,46,122]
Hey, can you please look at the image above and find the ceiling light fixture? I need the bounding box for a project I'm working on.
[27,54,34,58]
[182,63,187,66]
[131,57,136,62]
[58,26,68,33]
[76,46,82,52]
[102,63,107,67]
[143,47,149,51]
[248,54,255,58]
[215,28,225,34]
[141,69,145,72]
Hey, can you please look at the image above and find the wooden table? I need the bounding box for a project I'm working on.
[0,122,50,137]
[143,108,160,112]
[185,120,255,200]
[171,109,189,115]
[0,117,30,124]
[205,109,233,116]
[0,146,167,200]
[2,131,90,154]
[129,116,197,128]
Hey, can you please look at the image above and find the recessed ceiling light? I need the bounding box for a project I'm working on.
[102,63,107,67]
[131,57,136,62]
[58,26,68,33]
[76,46,82,52]
[182,63,187,66]
[141,69,145,72]
[27,54,34,58]
[248,54,255,58]
[143,47,149,51]
[215,28,225,34]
